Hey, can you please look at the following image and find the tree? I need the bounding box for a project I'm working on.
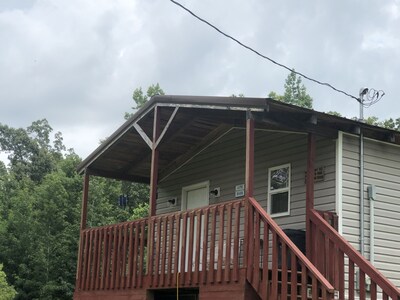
[268,70,313,109]
[125,83,164,119]
[0,264,17,300]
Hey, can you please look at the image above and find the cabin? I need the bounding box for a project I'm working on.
[73,95,400,300]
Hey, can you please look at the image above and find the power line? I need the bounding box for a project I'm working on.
[169,0,361,102]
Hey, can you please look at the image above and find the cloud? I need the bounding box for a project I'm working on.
[0,0,399,160]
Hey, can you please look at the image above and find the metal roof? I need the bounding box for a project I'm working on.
[77,95,400,183]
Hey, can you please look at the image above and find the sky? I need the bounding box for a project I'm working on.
[0,0,399,162]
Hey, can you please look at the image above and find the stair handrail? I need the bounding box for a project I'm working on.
[247,197,335,294]
[310,208,400,299]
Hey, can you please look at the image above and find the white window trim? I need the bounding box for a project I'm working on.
[181,181,210,211]
[267,163,291,218]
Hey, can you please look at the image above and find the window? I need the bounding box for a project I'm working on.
[268,164,290,217]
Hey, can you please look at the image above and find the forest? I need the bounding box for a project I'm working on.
[1,78,399,299]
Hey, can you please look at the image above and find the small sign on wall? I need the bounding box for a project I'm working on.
[235,184,245,198]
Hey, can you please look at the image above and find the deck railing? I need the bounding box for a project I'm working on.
[246,197,335,300]
[310,208,400,300]
[76,199,245,291]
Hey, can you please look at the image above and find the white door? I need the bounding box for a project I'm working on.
[180,181,209,272]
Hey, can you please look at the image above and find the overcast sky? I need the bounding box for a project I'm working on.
[1,0,399,161]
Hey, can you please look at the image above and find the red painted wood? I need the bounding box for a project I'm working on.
[216,205,224,283]
[271,232,278,300]
[359,270,366,300]
[306,133,315,261]
[138,221,145,288]
[209,207,216,284]
[348,260,355,300]
[246,204,254,282]
[132,223,139,288]
[149,106,160,217]
[253,212,260,290]
[172,214,180,287]
[382,292,388,300]
[166,215,174,286]
[159,217,167,287]
[232,202,240,282]
[263,223,270,299]
[94,228,104,290]
[301,263,307,300]
[186,211,195,285]
[100,228,108,290]
[312,276,318,300]
[153,219,161,287]
[291,252,297,300]
[370,281,377,300]
[90,229,99,290]
[201,208,209,284]
[147,219,154,287]
[80,231,89,290]
[121,224,128,289]
[179,212,187,285]
[105,227,113,289]
[127,223,134,289]
[194,210,202,285]
[245,115,254,198]
[338,249,344,300]
[86,230,94,290]
[281,242,288,299]
[115,225,123,289]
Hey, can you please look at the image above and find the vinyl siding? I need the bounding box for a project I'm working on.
[341,133,400,287]
[157,128,336,231]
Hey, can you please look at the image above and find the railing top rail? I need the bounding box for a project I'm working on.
[310,208,400,298]
[82,198,245,233]
[248,197,335,294]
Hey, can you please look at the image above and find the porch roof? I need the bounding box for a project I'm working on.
[77,95,400,183]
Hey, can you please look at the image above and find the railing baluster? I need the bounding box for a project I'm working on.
[167,215,174,286]
[216,205,224,283]
[209,207,216,284]
[121,224,128,289]
[370,281,377,300]
[338,249,344,300]
[85,230,93,290]
[359,269,366,300]
[160,216,167,287]
[301,263,307,300]
[154,218,162,287]
[90,229,99,290]
[263,223,270,299]
[81,230,89,290]
[186,211,195,285]
[132,223,138,288]
[172,214,180,287]
[253,211,260,290]
[291,252,297,300]
[105,227,113,289]
[201,208,209,284]
[126,223,134,289]
[179,212,187,285]
[232,202,240,282]
[194,209,202,285]
[271,232,278,300]
[349,260,355,300]
[224,204,232,283]
[138,221,145,288]
[147,218,155,287]
[281,242,288,299]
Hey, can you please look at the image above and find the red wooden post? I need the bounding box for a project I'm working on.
[245,111,255,199]
[76,171,90,287]
[149,106,160,217]
[306,133,315,260]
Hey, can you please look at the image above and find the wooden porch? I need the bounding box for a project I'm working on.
[74,196,399,299]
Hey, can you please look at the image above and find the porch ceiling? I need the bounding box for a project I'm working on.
[77,95,400,183]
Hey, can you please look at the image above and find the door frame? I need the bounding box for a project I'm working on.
[181,180,210,211]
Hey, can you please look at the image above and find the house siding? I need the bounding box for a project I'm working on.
[341,133,400,288]
[156,128,336,230]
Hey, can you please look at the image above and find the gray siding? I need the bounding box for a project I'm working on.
[341,133,400,287]
[157,128,336,231]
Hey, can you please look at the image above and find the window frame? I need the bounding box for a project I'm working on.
[267,163,291,217]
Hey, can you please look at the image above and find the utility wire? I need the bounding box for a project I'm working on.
[170,0,361,102]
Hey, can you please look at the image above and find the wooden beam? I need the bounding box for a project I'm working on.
[306,132,315,261]
[133,123,152,149]
[149,106,160,217]
[155,107,179,149]
[245,111,255,198]
[80,171,90,230]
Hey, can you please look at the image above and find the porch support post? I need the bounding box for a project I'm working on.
[245,111,255,199]
[149,106,160,217]
[80,170,90,230]
[306,133,316,260]
[76,170,89,286]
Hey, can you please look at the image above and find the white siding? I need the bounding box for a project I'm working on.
[157,128,336,231]
[341,133,400,287]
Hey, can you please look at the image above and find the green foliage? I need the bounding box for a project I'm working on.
[268,70,313,109]
[129,202,149,221]
[0,264,17,300]
[125,83,165,119]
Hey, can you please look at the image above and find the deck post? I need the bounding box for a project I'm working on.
[245,111,255,199]
[149,105,160,217]
[306,133,316,261]
[76,170,90,287]
[244,111,255,272]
